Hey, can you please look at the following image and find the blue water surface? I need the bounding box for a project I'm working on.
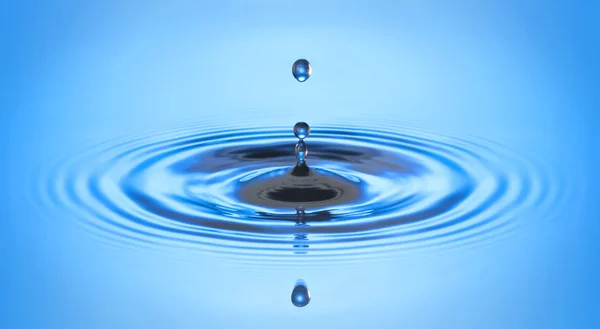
[1,1,599,328]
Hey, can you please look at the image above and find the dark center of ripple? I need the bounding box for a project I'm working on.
[238,165,361,211]
[265,187,339,203]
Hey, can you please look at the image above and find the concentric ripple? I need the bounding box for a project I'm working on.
[31,118,561,262]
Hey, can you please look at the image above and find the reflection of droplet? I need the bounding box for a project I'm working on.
[295,141,308,164]
[293,233,309,254]
[293,122,310,140]
[294,207,308,253]
[291,280,311,307]
[292,59,311,82]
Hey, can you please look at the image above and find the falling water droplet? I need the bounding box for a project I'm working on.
[292,59,312,82]
[293,122,310,140]
[295,141,308,163]
[291,280,311,307]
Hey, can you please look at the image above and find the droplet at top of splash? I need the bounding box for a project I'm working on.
[293,122,310,139]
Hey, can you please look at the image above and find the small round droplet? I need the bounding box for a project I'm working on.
[294,122,310,139]
[292,59,312,82]
[291,280,311,307]
[295,141,308,163]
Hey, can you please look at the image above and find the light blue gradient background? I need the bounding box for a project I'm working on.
[1,1,599,328]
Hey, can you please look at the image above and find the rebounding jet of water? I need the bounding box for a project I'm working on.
[292,122,311,176]
[294,122,310,165]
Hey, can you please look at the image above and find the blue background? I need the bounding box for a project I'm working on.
[1,1,599,328]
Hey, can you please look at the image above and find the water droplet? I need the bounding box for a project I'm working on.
[291,280,311,307]
[292,59,311,82]
[295,141,308,163]
[293,122,310,140]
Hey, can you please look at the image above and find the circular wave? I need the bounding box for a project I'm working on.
[30,118,560,262]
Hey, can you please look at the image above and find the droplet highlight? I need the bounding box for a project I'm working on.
[291,280,311,307]
[292,59,312,82]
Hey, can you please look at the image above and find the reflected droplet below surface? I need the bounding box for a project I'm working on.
[291,280,311,307]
